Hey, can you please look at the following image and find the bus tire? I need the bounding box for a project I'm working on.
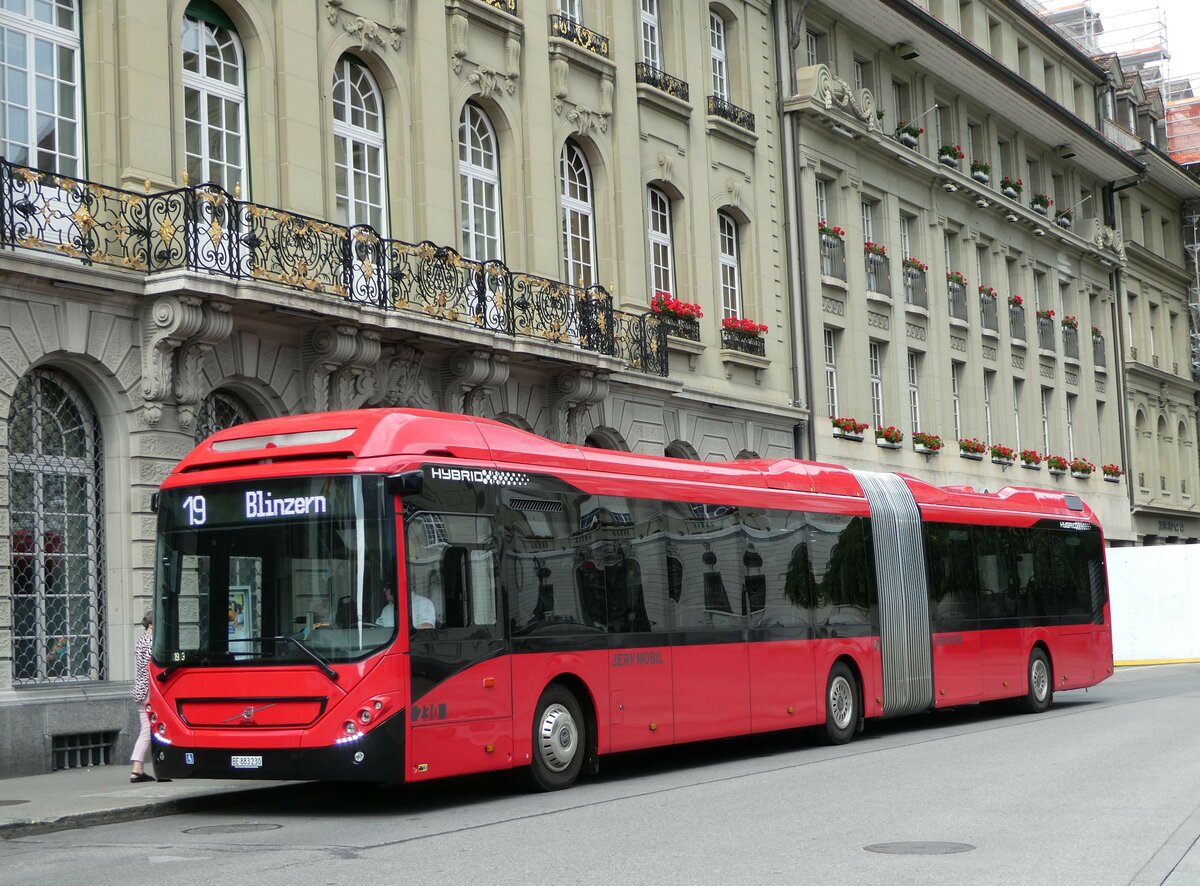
[823,662,858,745]
[1021,648,1053,714]
[528,684,586,791]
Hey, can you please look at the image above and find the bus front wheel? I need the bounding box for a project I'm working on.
[528,684,585,791]
[1021,648,1053,714]
[823,662,858,745]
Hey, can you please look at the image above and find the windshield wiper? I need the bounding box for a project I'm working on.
[274,634,339,682]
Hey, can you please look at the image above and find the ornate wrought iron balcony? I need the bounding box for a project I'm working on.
[707,95,755,131]
[635,63,689,102]
[0,158,666,376]
[721,328,766,356]
[659,313,700,341]
[480,0,517,12]
[548,14,609,58]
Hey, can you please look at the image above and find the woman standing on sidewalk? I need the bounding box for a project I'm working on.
[130,612,155,783]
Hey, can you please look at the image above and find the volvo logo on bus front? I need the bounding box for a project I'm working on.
[429,466,530,487]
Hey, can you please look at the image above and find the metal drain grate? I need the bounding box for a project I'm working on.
[864,842,976,855]
[52,731,117,770]
[183,823,283,835]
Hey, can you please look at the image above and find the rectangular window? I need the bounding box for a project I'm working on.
[559,0,582,23]
[853,58,866,91]
[640,0,662,66]
[1041,387,1052,455]
[0,12,82,175]
[709,13,728,100]
[968,123,983,165]
[806,30,822,67]
[860,200,875,243]
[900,215,913,260]
[825,328,839,418]
[998,139,1013,179]
[815,178,830,223]
[1018,41,1030,79]
[944,231,954,273]
[1013,379,1023,451]
[908,351,921,435]
[870,341,884,429]
[1066,393,1077,459]
[983,370,994,443]
[893,80,911,125]
[987,17,1001,57]
[1043,61,1057,100]
[975,245,987,289]
[951,361,963,441]
[1033,271,1045,311]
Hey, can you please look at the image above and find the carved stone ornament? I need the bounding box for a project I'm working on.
[1095,224,1128,262]
[441,350,510,415]
[552,59,569,115]
[547,368,609,443]
[369,344,435,409]
[141,295,232,427]
[450,12,468,74]
[174,303,234,430]
[303,323,383,413]
[793,64,879,132]
[468,66,512,101]
[324,0,405,50]
[568,105,610,136]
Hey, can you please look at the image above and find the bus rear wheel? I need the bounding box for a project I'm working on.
[823,662,858,745]
[528,684,585,791]
[1021,648,1053,714]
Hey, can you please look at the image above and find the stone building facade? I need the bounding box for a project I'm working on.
[0,0,794,775]
[778,0,1200,546]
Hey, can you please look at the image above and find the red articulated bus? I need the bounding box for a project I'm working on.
[149,408,1113,789]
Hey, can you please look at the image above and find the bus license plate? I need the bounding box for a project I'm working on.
[231,755,263,769]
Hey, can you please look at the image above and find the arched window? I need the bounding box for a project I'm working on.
[182,3,247,192]
[646,186,675,298]
[717,211,742,318]
[9,368,104,685]
[709,11,728,100]
[560,141,596,287]
[0,0,82,174]
[333,55,387,231]
[459,103,503,262]
[195,389,255,444]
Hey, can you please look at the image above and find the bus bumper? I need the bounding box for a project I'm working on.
[151,709,407,782]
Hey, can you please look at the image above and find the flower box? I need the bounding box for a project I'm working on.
[1103,474,1121,483]
[1071,470,1091,480]
[960,452,984,461]
[939,154,959,168]
[1055,215,1071,229]
[971,170,990,184]
[992,457,1014,466]
[1048,467,1067,476]
[1001,186,1019,200]
[831,417,869,441]
[1021,462,1042,471]
[1032,203,1049,216]
[912,432,943,455]
[876,439,903,450]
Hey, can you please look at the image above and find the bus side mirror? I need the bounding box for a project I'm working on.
[386,471,424,496]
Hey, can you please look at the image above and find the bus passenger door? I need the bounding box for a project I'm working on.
[925,524,981,705]
[406,512,513,781]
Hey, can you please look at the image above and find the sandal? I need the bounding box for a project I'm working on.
[129,772,155,783]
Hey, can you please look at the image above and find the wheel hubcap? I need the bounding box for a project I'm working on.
[1031,658,1049,702]
[537,703,578,772]
[829,675,854,730]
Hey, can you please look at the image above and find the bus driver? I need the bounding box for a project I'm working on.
[376,583,435,629]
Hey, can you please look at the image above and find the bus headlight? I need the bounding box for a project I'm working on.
[344,721,357,735]
[359,709,372,724]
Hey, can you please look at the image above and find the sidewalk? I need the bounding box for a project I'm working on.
[0,768,303,838]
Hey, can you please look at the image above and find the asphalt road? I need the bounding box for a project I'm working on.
[3,663,1200,886]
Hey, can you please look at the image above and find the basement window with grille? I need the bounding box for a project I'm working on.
[52,731,117,770]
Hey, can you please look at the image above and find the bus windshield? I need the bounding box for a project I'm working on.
[154,474,395,668]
